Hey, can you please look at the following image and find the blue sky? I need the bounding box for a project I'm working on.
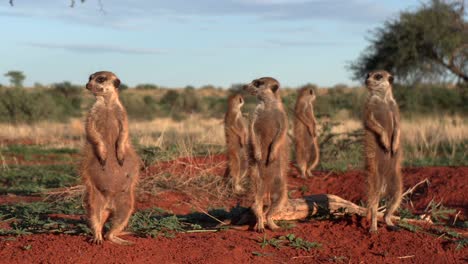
[0,0,423,88]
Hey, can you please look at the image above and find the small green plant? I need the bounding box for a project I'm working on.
[258,234,284,249]
[280,233,322,251]
[397,220,422,233]
[427,200,456,224]
[129,208,203,238]
[398,207,419,220]
[455,238,468,251]
[299,185,309,194]
[0,199,86,236]
[0,164,78,195]
[258,234,321,251]
[276,220,296,230]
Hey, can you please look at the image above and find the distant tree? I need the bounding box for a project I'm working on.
[349,0,467,84]
[4,71,26,88]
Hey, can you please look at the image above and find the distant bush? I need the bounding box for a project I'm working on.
[0,88,65,123]
[135,84,159,90]
[159,87,203,120]
[394,85,466,118]
[0,83,465,123]
[120,93,159,121]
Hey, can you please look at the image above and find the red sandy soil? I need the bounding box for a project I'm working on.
[0,155,467,263]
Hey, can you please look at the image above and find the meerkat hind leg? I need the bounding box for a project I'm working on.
[384,172,402,231]
[230,154,245,193]
[252,171,266,232]
[367,170,381,233]
[87,190,108,245]
[105,192,134,245]
[306,142,319,177]
[265,178,287,231]
[295,146,308,179]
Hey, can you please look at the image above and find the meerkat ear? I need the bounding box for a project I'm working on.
[271,84,279,93]
[388,75,394,85]
[113,78,121,89]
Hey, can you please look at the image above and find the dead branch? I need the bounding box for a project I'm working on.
[234,194,434,226]
[379,178,429,212]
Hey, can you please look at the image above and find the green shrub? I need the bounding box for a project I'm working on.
[120,93,159,121]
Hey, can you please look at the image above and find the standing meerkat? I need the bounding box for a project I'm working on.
[294,86,319,178]
[224,93,248,193]
[363,70,402,233]
[81,71,140,245]
[244,77,289,232]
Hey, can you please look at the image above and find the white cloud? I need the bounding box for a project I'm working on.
[1,0,393,29]
[27,42,166,55]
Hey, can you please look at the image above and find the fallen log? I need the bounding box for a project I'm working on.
[233,194,433,226]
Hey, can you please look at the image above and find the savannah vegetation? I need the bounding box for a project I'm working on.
[0,0,467,254]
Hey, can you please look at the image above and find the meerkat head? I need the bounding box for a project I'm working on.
[365,70,393,96]
[243,77,280,101]
[228,93,244,110]
[86,71,121,97]
[298,86,316,103]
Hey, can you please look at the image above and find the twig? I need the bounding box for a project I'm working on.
[378,178,429,211]
[453,211,461,225]
[43,185,85,200]
[397,255,415,259]
[185,229,218,233]
[401,178,429,198]
[291,256,316,259]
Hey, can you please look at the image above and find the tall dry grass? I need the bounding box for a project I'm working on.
[0,115,225,150]
[2,115,465,201]
[0,115,466,152]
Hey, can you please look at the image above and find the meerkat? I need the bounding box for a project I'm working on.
[293,86,320,178]
[244,77,289,232]
[224,93,249,193]
[363,70,402,233]
[81,71,140,245]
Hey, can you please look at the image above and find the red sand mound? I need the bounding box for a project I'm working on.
[0,161,467,263]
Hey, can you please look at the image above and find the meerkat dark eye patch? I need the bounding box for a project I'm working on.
[271,84,279,93]
[309,89,313,95]
[96,76,107,83]
[253,80,263,87]
[374,74,383,80]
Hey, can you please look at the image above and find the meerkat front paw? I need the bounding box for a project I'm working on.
[391,137,399,155]
[97,145,107,167]
[116,149,125,166]
[117,156,125,166]
[380,132,390,152]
